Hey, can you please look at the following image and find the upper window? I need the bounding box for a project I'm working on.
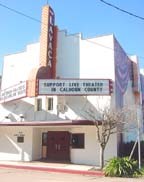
[46,97,53,111]
[35,98,42,111]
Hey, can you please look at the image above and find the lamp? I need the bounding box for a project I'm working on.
[19,114,24,122]
[19,114,24,119]
[5,115,9,119]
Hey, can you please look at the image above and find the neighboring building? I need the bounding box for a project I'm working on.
[0,75,1,89]
[0,5,143,166]
[140,69,144,130]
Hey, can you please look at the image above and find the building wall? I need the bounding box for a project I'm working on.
[56,33,115,120]
[0,29,142,165]
[123,81,137,142]
[1,43,40,89]
[0,125,117,165]
[56,32,115,80]
[32,128,42,160]
[0,33,141,124]
[56,31,80,78]
[0,33,115,122]
[140,69,144,133]
[29,126,118,166]
[0,96,59,122]
[80,34,115,79]
[70,127,99,165]
[0,75,1,89]
[0,126,33,161]
[130,55,141,95]
[123,56,142,142]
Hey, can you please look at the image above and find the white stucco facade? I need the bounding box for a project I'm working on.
[0,125,117,166]
[1,43,40,89]
[0,32,116,122]
[0,5,143,167]
[0,126,33,161]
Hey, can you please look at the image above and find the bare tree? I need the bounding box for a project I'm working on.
[83,105,137,169]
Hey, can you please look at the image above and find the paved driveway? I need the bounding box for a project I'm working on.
[0,167,144,182]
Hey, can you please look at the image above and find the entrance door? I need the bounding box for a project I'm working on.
[47,131,70,161]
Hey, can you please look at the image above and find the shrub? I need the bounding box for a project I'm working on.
[104,157,141,177]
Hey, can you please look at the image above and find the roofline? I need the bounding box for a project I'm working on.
[0,120,101,126]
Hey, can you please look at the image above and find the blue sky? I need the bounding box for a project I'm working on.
[0,0,144,74]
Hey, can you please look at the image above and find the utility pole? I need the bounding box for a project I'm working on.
[137,107,141,169]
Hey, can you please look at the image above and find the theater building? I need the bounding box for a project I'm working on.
[0,5,143,166]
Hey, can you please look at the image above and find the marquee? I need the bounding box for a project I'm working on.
[0,81,27,103]
[38,79,113,95]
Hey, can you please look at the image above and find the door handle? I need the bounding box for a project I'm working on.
[55,144,60,151]
[58,144,60,151]
[55,144,58,150]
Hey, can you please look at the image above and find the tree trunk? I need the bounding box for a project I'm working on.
[100,146,105,169]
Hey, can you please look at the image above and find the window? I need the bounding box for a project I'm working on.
[35,98,42,111]
[46,97,53,110]
[17,136,24,143]
[71,133,84,149]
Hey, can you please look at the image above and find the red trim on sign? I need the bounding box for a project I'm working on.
[52,26,58,79]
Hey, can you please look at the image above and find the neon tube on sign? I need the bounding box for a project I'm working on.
[47,7,54,68]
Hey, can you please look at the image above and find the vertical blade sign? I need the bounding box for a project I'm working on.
[39,5,55,78]
[48,7,55,69]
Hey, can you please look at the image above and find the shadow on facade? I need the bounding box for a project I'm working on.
[1,99,64,122]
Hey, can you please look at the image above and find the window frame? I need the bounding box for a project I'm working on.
[17,136,24,143]
[35,98,42,111]
[71,133,85,149]
[46,97,53,111]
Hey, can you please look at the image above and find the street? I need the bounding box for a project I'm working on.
[0,167,144,182]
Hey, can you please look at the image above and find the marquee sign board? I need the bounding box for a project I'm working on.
[0,81,27,103]
[39,79,112,95]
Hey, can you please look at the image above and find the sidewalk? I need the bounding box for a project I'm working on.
[0,160,103,176]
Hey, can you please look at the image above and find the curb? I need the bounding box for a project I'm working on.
[0,164,104,176]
